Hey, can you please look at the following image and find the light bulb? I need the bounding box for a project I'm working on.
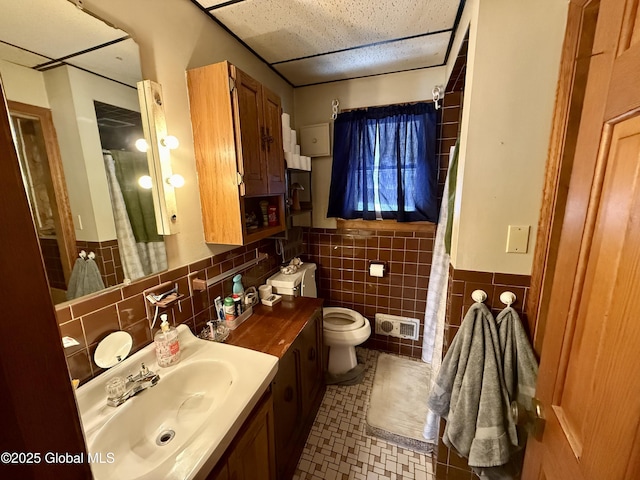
[167,174,185,188]
[135,138,148,152]
[161,135,179,149]
[138,175,153,189]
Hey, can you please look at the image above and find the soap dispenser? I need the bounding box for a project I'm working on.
[154,313,180,367]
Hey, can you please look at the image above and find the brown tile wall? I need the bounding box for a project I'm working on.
[75,239,125,287]
[435,266,531,480]
[304,227,435,359]
[58,239,280,384]
[39,237,66,290]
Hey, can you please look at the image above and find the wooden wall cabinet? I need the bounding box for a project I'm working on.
[272,310,325,480]
[206,391,276,480]
[187,61,286,245]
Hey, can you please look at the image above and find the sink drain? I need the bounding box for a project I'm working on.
[156,429,175,446]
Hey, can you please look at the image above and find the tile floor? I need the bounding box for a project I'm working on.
[293,349,435,480]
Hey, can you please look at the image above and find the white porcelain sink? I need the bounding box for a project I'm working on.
[76,325,278,480]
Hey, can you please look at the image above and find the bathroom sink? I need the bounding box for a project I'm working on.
[76,325,278,480]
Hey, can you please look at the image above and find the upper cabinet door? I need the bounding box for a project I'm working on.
[262,87,285,195]
[232,67,268,196]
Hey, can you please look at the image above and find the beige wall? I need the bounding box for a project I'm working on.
[45,66,142,242]
[0,59,49,108]
[449,0,567,275]
[294,67,447,229]
[83,0,294,267]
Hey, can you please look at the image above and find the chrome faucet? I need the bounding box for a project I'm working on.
[106,363,160,407]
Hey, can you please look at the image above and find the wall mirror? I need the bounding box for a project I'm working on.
[0,0,168,304]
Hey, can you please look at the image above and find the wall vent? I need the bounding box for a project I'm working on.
[374,314,420,341]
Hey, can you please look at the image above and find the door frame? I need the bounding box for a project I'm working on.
[8,100,77,288]
[526,0,597,354]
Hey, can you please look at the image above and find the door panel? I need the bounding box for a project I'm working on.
[523,0,640,478]
[262,87,285,194]
[233,67,267,196]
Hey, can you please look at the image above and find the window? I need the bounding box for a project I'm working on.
[327,102,438,222]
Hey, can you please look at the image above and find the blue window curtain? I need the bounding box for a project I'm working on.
[327,102,438,222]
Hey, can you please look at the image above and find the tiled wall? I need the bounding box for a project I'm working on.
[39,237,66,290]
[434,266,531,480]
[75,239,125,287]
[304,227,434,359]
[57,239,280,384]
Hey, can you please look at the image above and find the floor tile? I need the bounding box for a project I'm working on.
[294,349,435,480]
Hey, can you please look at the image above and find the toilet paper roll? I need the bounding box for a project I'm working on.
[282,125,291,152]
[284,151,293,167]
[369,263,385,277]
[281,112,290,129]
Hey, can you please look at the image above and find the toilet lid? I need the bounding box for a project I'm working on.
[323,308,365,332]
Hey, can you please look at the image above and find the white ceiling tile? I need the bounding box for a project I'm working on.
[213,0,460,63]
[0,43,50,69]
[0,0,125,60]
[194,0,232,8]
[275,32,450,86]
[66,39,142,87]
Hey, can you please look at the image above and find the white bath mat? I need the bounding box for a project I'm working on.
[366,353,433,453]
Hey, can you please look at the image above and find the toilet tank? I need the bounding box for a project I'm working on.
[267,263,317,298]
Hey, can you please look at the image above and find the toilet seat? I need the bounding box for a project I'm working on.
[323,307,365,332]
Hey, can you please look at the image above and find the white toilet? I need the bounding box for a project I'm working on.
[267,263,371,376]
[323,307,371,375]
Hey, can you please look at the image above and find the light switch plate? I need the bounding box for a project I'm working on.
[506,225,530,253]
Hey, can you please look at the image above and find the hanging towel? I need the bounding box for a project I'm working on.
[427,302,517,468]
[66,257,105,301]
[496,307,538,412]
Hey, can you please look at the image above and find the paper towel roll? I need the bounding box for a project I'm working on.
[369,263,385,277]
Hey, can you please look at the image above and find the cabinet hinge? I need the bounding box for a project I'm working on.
[236,171,244,186]
[229,76,236,93]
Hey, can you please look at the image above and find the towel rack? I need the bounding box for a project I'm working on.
[471,289,487,303]
[500,291,516,306]
[78,250,96,260]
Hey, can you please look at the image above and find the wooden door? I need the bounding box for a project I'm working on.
[8,101,76,297]
[272,347,301,479]
[299,312,323,416]
[232,66,268,196]
[522,1,640,478]
[262,86,286,195]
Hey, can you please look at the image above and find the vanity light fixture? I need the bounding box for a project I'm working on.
[135,138,149,152]
[138,80,179,235]
[138,175,153,189]
[161,135,179,150]
[167,174,185,188]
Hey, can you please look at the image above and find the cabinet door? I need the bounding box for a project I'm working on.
[227,394,276,480]
[262,87,285,195]
[299,312,324,417]
[233,67,267,196]
[272,348,301,479]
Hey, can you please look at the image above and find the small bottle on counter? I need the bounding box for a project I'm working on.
[154,313,180,367]
[224,296,236,321]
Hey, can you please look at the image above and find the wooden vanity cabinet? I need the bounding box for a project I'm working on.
[206,391,276,480]
[273,310,325,480]
[187,61,286,245]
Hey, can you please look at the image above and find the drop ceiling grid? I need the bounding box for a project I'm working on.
[0,0,124,62]
[275,32,450,86]
[209,0,460,63]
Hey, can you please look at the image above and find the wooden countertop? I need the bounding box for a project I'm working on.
[225,297,324,358]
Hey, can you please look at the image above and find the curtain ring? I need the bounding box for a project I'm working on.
[331,99,339,120]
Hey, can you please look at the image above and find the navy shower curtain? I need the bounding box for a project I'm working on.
[327,103,438,222]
